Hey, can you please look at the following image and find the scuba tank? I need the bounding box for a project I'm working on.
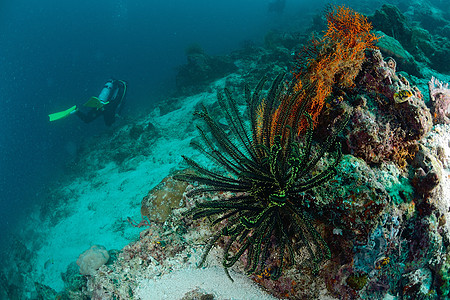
[98,80,114,103]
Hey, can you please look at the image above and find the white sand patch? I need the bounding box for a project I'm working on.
[29,78,231,292]
[33,162,150,290]
[136,267,278,300]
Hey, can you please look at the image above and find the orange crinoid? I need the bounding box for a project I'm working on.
[324,5,378,56]
[286,5,379,133]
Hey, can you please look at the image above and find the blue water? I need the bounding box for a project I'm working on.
[1,0,408,239]
[6,0,450,297]
[0,0,305,237]
[0,0,411,277]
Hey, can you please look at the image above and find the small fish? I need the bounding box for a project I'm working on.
[44,258,54,269]
[374,256,390,269]
[393,90,413,103]
[325,95,344,109]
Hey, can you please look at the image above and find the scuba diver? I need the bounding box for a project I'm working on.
[49,79,127,126]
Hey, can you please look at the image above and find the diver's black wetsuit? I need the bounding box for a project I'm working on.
[76,79,127,126]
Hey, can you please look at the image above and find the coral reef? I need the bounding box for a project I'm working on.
[175,73,347,280]
[369,4,450,74]
[176,47,237,95]
[412,144,442,196]
[0,239,35,299]
[348,48,432,166]
[293,5,379,128]
[68,119,159,174]
[77,245,110,276]
[141,174,188,223]
[79,216,187,299]
[429,76,450,124]
[20,3,450,300]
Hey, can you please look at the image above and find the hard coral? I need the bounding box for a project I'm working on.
[77,245,110,276]
[141,174,188,223]
[84,221,187,299]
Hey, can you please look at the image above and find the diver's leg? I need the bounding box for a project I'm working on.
[75,109,102,123]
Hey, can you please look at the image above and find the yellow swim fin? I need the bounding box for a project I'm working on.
[48,105,78,122]
[84,97,108,109]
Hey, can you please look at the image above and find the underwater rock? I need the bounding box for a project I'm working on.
[346,102,395,164]
[370,4,450,73]
[412,4,449,35]
[120,219,186,265]
[60,262,87,299]
[322,182,446,299]
[76,245,110,276]
[369,5,414,52]
[264,30,304,51]
[438,250,450,297]
[426,39,450,74]
[416,124,450,243]
[412,144,442,195]
[429,76,450,124]
[82,220,186,299]
[401,215,442,294]
[242,48,291,88]
[180,288,215,300]
[318,155,396,242]
[129,123,145,139]
[10,239,34,274]
[68,120,159,175]
[141,174,188,223]
[176,50,237,94]
[394,85,433,140]
[438,24,450,40]
[356,49,397,97]
[348,49,431,166]
[34,282,59,300]
[0,272,21,300]
[374,32,420,76]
